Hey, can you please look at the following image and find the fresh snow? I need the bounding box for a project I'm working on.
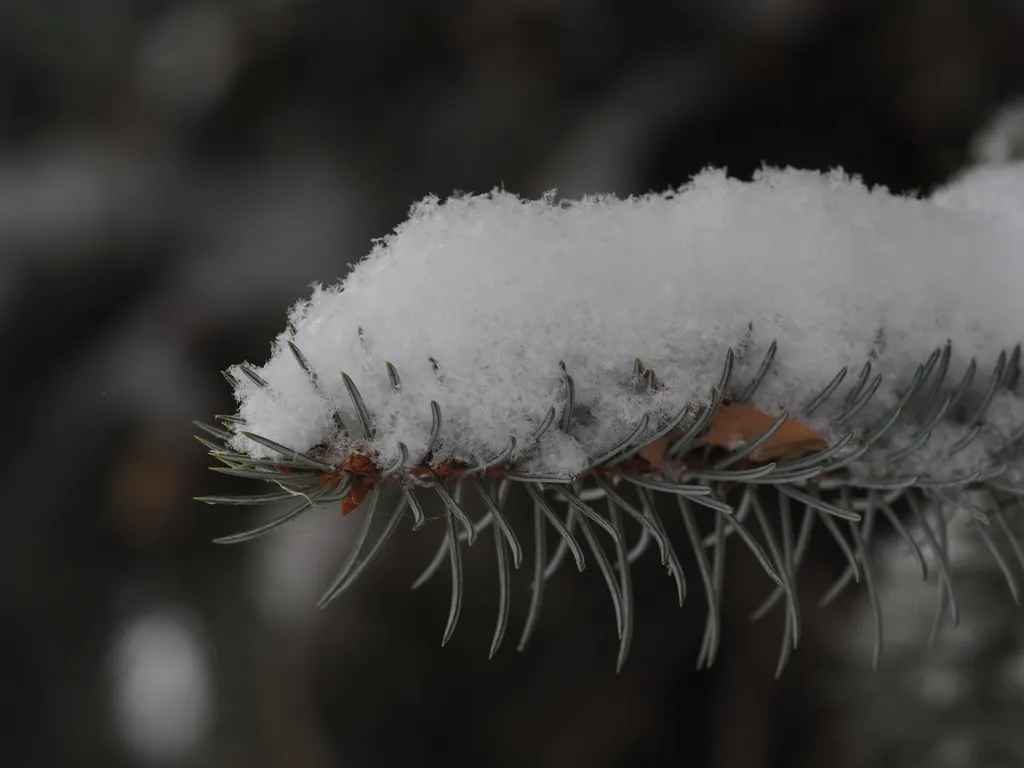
[227,165,1024,477]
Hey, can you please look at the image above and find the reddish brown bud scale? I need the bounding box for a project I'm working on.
[340,484,370,515]
[344,453,376,475]
[432,459,463,479]
[329,402,828,519]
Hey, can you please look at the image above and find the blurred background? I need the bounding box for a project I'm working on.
[4,0,1024,766]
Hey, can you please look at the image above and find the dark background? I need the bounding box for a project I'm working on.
[3,1,1024,766]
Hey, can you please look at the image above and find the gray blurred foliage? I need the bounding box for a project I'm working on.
[831,509,1024,768]
[3,0,1024,766]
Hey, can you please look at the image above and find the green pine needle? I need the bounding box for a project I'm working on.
[198,339,1024,670]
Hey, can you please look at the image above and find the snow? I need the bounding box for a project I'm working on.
[227,165,1024,476]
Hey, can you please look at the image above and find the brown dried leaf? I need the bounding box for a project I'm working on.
[637,401,828,469]
[693,401,827,461]
[637,433,675,466]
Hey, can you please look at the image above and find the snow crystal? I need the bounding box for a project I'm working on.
[228,166,1024,475]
